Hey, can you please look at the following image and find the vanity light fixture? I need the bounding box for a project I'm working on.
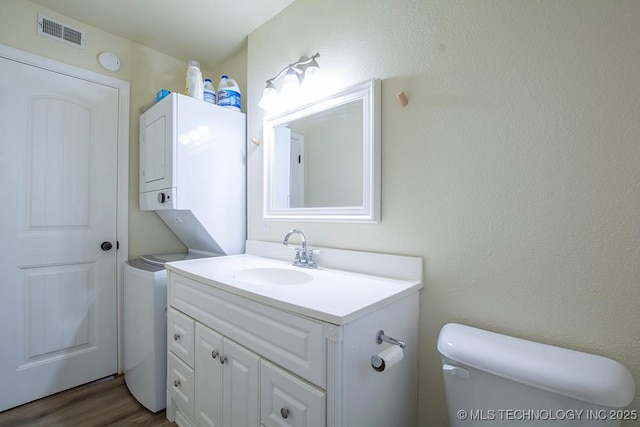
[258,52,321,110]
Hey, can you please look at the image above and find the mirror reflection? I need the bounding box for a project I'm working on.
[271,99,363,209]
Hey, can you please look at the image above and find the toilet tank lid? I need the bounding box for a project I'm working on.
[437,323,635,408]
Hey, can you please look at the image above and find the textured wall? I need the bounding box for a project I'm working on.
[247,1,640,424]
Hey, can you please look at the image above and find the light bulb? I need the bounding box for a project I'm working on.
[303,59,320,85]
[301,59,321,101]
[282,67,299,91]
[280,67,300,104]
[259,81,278,110]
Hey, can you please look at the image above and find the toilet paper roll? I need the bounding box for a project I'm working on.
[371,345,404,372]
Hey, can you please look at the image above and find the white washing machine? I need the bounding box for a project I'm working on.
[124,252,213,412]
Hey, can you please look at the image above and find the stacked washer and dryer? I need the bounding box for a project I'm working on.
[124,93,246,412]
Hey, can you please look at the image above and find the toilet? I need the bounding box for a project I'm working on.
[437,323,636,426]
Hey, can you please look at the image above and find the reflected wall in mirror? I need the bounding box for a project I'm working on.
[263,78,381,222]
[272,99,363,208]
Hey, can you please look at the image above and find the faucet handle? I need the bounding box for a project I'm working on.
[308,248,322,260]
[305,248,320,267]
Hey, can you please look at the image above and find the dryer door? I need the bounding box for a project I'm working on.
[140,95,175,193]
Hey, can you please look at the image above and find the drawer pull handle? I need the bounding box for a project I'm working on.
[219,355,227,364]
[173,333,181,341]
[173,379,180,388]
[280,408,290,419]
[211,350,219,359]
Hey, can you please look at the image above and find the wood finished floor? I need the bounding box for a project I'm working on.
[0,375,176,426]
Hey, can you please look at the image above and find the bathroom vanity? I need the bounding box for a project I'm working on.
[165,240,422,427]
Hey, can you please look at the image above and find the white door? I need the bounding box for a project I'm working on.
[272,125,293,209]
[288,132,305,208]
[0,55,119,411]
[272,127,305,208]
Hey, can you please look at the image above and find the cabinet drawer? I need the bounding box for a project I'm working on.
[168,352,195,419]
[168,307,195,367]
[169,273,326,387]
[260,360,326,427]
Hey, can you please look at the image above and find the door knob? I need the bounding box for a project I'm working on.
[280,408,290,419]
[100,241,113,251]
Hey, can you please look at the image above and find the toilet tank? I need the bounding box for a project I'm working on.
[437,323,636,426]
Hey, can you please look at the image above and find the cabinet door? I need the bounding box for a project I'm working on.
[195,323,224,427]
[222,338,260,427]
[260,360,326,427]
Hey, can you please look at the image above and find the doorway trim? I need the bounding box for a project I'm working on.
[0,43,130,372]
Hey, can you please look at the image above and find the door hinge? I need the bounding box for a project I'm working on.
[116,240,120,250]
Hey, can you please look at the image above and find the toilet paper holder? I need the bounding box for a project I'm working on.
[371,330,406,372]
[375,329,406,349]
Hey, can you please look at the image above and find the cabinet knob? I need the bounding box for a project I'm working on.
[219,355,227,364]
[173,379,180,388]
[174,333,181,341]
[280,408,290,419]
[211,350,219,359]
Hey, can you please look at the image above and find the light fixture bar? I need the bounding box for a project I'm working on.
[259,52,321,111]
[264,52,320,86]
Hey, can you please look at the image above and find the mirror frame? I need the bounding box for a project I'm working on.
[263,78,381,223]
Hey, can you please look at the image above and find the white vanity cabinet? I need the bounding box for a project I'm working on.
[167,272,328,427]
[165,244,422,427]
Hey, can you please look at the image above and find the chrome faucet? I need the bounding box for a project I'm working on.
[282,229,317,268]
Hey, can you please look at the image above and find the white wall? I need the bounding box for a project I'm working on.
[247,1,640,424]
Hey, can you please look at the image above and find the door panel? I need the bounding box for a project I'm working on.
[223,338,259,427]
[139,98,173,193]
[0,55,119,411]
[195,322,223,427]
[22,263,94,363]
[142,115,167,185]
[29,97,91,227]
[289,132,304,208]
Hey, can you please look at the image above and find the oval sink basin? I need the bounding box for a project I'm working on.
[233,267,314,286]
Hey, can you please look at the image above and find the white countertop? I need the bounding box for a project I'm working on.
[165,245,423,325]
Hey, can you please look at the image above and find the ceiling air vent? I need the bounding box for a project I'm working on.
[37,13,85,49]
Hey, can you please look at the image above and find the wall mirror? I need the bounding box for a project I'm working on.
[263,78,381,222]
